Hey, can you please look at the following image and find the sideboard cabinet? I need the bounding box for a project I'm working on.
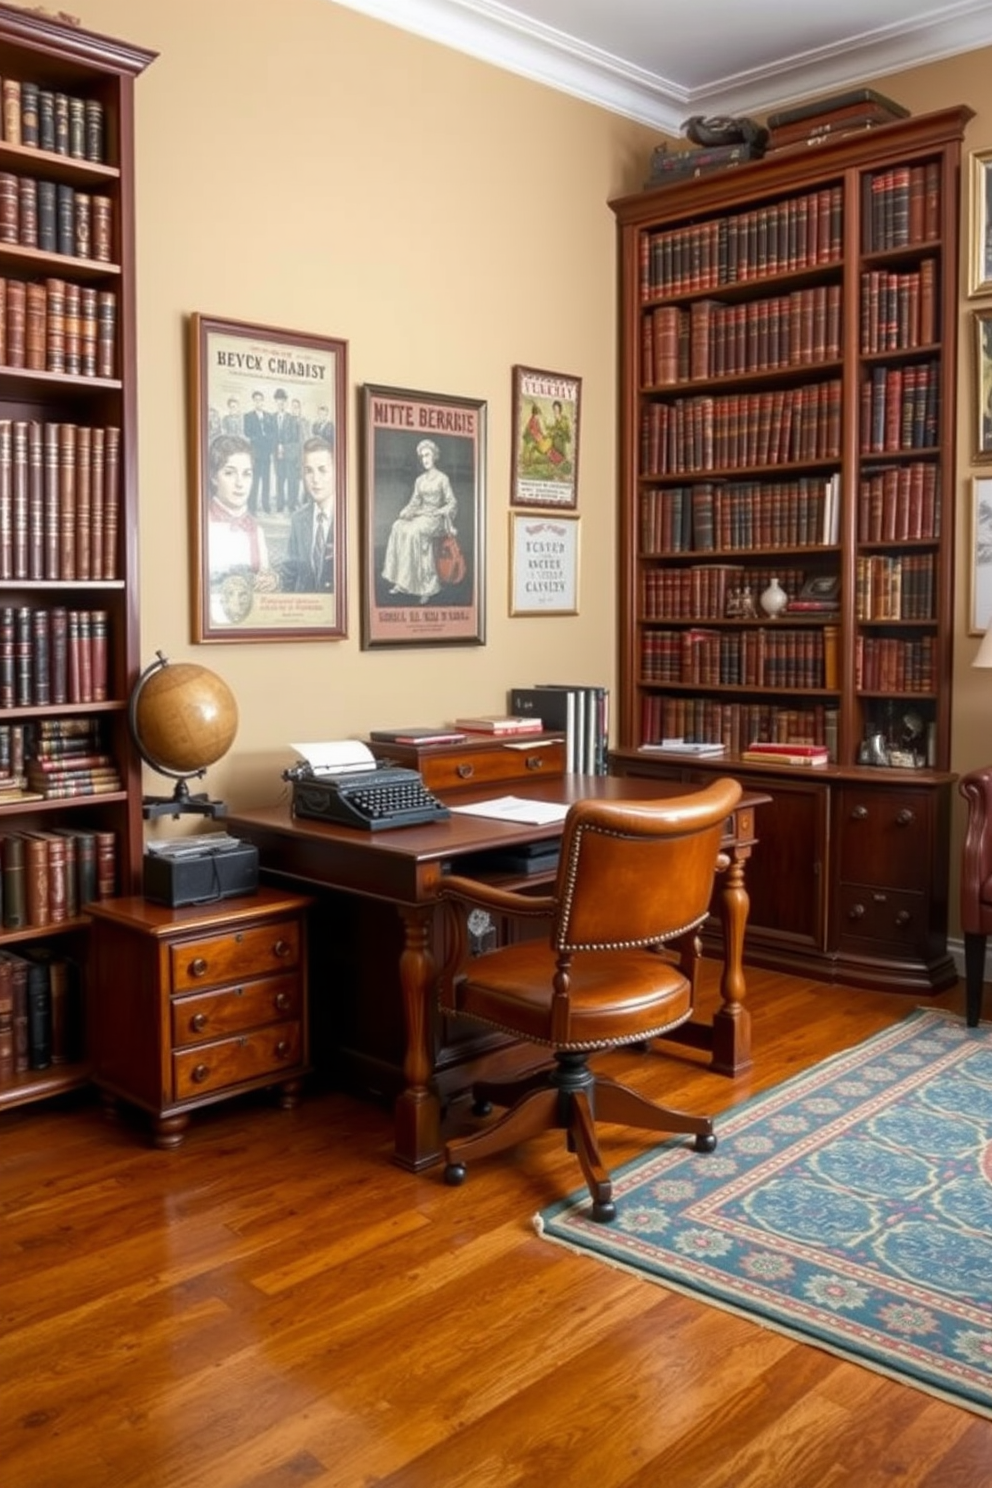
[610,108,972,991]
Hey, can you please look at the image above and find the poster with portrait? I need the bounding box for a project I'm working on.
[189,314,348,643]
[361,384,486,648]
[510,365,581,508]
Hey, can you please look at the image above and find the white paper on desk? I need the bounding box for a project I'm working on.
[448,795,570,825]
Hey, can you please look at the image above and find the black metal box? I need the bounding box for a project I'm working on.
[143,843,260,907]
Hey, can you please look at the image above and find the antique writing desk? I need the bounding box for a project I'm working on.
[228,774,763,1170]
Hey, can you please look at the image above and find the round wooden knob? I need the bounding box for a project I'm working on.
[525,755,543,770]
[848,903,865,919]
[190,1012,208,1032]
[895,910,911,925]
[273,939,291,959]
[191,1063,209,1083]
[895,809,915,827]
[851,806,868,820]
[274,991,291,1012]
[456,763,475,778]
[189,956,208,978]
[275,1040,290,1060]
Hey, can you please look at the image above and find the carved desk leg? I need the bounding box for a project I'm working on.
[393,903,441,1171]
[712,851,753,1076]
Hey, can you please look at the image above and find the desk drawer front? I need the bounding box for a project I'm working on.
[173,1022,302,1099]
[170,917,301,992]
[837,884,926,952]
[171,973,302,1047]
[420,739,566,791]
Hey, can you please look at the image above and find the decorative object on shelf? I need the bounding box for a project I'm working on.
[644,136,764,188]
[765,89,908,155]
[510,364,581,510]
[759,575,789,618]
[128,651,238,819]
[361,384,486,649]
[969,147,992,297]
[969,476,992,633]
[188,314,348,644]
[509,512,580,616]
[681,115,767,149]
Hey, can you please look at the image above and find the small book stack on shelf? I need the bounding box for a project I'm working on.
[765,90,910,155]
[740,741,830,767]
[451,715,544,737]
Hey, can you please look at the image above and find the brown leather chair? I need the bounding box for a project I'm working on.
[437,777,743,1222]
[959,767,992,1025]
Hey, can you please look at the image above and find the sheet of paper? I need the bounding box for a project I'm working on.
[448,795,570,825]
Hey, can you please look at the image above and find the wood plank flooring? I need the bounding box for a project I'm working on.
[3,965,991,1487]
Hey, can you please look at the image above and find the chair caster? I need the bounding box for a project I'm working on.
[694,1132,717,1153]
[444,1162,467,1186]
[471,1098,493,1117]
[591,1199,617,1223]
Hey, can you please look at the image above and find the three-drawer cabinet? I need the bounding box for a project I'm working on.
[86,888,312,1147]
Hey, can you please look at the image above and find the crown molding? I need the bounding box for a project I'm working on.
[327,0,992,130]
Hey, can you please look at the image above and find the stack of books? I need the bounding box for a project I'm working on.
[451,715,544,737]
[765,89,909,155]
[740,741,830,767]
[369,727,467,745]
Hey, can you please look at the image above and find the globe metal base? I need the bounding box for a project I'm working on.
[142,776,228,821]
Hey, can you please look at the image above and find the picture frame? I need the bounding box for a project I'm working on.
[361,384,486,648]
[969,148,992,298]
[975,308,992,461]
[509,511,580,615]
[189,313,348,644]
[970,476,992,634]
[510,365,581,509]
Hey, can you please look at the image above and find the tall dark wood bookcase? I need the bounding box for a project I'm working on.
[0,7,154,1110]
[610,108,973,993]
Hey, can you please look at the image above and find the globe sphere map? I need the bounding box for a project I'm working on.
[132,661,238,777]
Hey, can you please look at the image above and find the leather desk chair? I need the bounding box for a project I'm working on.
[437,777,743,1221]
[959,766,992,1025]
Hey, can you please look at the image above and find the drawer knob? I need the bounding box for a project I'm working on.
[895,809,915,827]
[851,805,869,821]
[275,1040,290,1060]
[525,755,544,771]
[191,1063,209,1083]
[456,763,475,779]
[895,910,912,926]
[190,1012,208,1032]
[848,903,865,920]
[273,939,291,960]
[189,956,208,978]
[274,991,291,1012]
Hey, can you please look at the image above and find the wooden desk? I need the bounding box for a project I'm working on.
[229,775,764,1170]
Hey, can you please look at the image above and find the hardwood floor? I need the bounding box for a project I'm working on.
[3,964,990,1487]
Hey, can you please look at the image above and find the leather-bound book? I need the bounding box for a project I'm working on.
[0,952,13,1084]
[94,828,116,899]
[49,603,67,705]
[102,425,119,576]
[71,828,96,906]
[63,280,80,376]
[6,278,25,368]
[1,830,25,928]
[38,90,55,153]
[88,426,104,576]
[22,830,49,926]
[75,425,92,579]
[24,952,50,1069]
[27,419,43,579]
[10,418,27,577]
[96,291,115,379]
[58,421,76,579]
[43,420,59,579]
[2,950,28,1073]
[18,175,37,249]
[20,82,38,148]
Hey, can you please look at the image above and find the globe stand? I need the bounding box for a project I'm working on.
[142,772,228,822]
[129,650,239,822]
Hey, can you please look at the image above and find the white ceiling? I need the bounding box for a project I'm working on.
[330,0,992,131]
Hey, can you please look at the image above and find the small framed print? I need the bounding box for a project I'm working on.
[976,308,992,461]
[361,384,486,648]
[509,511,579,615]
[510,365,581,508]
[970,148,992,297]
[970,476,992,634]
[189,313,347,643]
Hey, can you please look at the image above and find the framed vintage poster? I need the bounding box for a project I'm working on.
[509,512,580,615]
[970,148,992,297]
[970,476,992,634]
[189,313,347,643]
[976,308,992,461]
[510,365,581,508]
[361,384,486,648]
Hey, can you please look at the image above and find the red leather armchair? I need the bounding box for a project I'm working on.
[959,767,992,1025]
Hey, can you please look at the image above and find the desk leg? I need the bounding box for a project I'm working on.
[712,854,752,1076]
[393,904,441,1171]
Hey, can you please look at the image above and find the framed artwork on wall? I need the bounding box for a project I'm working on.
[509,511,580,615]
[975,308,992,461]
[189,313,348,643]
[361,384,486,648]
[969,148,992,297]
[970,476,992,635]
[510,365,581,509]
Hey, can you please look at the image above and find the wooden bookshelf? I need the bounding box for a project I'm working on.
[0,7,154,1107]
[610,108,973,993]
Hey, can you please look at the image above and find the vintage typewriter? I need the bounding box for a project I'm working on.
[284,741,450,831]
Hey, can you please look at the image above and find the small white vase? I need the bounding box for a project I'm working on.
[760,576,788,618]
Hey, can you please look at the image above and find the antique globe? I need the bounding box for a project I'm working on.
[128,651,239,818]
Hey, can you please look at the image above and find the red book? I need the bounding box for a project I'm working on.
[451,715,545,735]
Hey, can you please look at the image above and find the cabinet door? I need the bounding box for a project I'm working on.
[736,776,829,955]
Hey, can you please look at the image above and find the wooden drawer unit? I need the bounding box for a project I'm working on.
[366,734,566,792]
[86,887,313,1148]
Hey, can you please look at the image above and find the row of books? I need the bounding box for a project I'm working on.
[0,419,121,581]
[642,286,843,387]
[640,381,843,477]
[860,263,938,353]
[855,635,935,694]
[0,78,105,163]
[860,362,940,454]
[856,463,941,542]
[0,606,109,710]
[855,553,935,620]
[508,684,609,775]
[0,279,118,379]
[0,823,117,931]
[641,565,807,621]
[641,476,841,556]
[640,625,837,690]
[640,696,840,757]
[0,175,113,262]
[862,164,941,253]
[0,944,82,1082]
[639,186,844,301]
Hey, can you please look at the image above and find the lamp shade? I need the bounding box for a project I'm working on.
[975,623,992,668]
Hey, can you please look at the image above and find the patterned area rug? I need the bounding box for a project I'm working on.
[535,1009,992,1417]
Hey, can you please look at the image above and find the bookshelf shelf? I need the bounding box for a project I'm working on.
[0,6,154,1106]
[611,106,971,993]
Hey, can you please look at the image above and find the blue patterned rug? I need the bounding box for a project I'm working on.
[535,1008,992,1417]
